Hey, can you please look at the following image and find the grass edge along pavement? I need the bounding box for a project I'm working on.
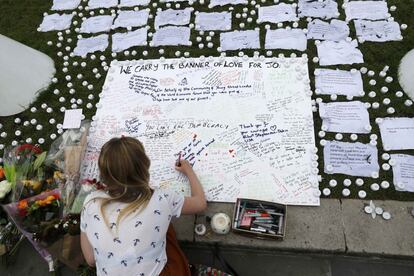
[0,0,413,203]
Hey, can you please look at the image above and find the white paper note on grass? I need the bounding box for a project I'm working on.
[73,34,109,56]
[314,68,363,97]
[88,0,118,9]
[152,26,191,46]
[80,15,113,33]
[324,141,379,177]
[119,0,150,7]
[195,12,232,31]
[112,10,149,29]
[154,8,192,29]
[354,20,402,42]
[51,0,80,10]
[39,13,74,32]
[265,29,307,51]
[319,101,370,134]
[307,19,349,41]
[390,154,414,192]
[317,40,364,66]
[63,109,83,129]
[378,117,414,150]
[344,1,389,21]
[298,0,338,19]
[220,30,260,51]
[257,3,298,24]
[112,28,148,52]
[209,0,247,8]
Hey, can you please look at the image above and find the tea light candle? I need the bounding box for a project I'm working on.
[379,71,387,77]
[382,153,390,160]
[381,181,390,189]
[343,179,352,187]
[383,98,391,105]
[404,100,413,106]
[382,163,390,171]
[358,190,367,199]
[368,70,375,77]
[360,67,368,74]
[322,188,331,196]
[350,134,358,141]
[211,213,231,235]
[342,188,350,197]
[381,86,388,93]
[387,107,395,114]
[401,24,407,30]
[382,212,391,220]
[335,133,343,140]
[320,139,327,146]
[370,183,380,191]
[368,91,376,98]
[385,76,393,83]
[369,79,376,86]
[395,91,403,97]
[354,179,363,187]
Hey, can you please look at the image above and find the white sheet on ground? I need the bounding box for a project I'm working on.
[265,29,307,51]
[390,154,414,192]
[314,68,363,97]
[112,10,149,29]
[257,3,298,23]
[112,28,148,52]
[73,34,109,56]
[378,117,414,150]
[344,1,389,21]
[88,0,118,9]
[39,13,74,32]
[298,0,338,19]
[307,19,349,41]
[220,30,260,51]
[195,12,232,31]
[354,20,402,42]
[152,26,191,46]
[317,40,364,66]
[154,8,192,29]
[80,15,113,33]
[51,0,80,10]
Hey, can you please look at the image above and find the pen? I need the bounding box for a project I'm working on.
[176,151,181,167]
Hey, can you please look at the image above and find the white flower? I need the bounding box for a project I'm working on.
[0,180,12,199]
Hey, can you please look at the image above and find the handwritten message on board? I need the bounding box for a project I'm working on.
[81,57,319,206]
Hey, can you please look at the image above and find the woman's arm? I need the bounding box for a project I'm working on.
[176,160,207,215]
[80,232,96,267]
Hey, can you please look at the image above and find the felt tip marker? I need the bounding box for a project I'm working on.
[176,152,181,167]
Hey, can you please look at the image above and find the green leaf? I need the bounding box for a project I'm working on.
[33,152,47,171]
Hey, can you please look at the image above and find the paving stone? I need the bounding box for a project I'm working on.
[341,199,414,257]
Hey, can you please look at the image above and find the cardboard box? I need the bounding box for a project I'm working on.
[232,198,287,240]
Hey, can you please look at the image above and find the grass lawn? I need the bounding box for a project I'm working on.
[0,0,413,202]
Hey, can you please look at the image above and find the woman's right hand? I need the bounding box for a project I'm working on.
[175,159,193,175]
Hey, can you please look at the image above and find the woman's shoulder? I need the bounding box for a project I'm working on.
[83,190,110,209]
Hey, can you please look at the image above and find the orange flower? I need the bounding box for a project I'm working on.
[0,167,4,180]
[17,200,28,210]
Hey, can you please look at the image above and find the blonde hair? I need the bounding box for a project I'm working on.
[97,137,152,232]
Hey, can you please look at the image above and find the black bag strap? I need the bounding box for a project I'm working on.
[212,243,239,276]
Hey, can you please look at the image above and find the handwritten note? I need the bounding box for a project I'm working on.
[265,29,307,51]
[51,0,80,10]
[63,109,83,129]
[39,13,74,32]
[298,0,338,19]
[354,20,402,42]
[324,141,379,177]
[81,57,318,206]
[390,154,414,192]
[220,30,260,51]
[257,3,298,24]
[119,0,150,7]
[73,34,109,56]
[307,19,349,41]
[88,0,118,9]
[112,28,147,52]
[209,0,247,8]
[314,68,363,96]
[195,12,232,31]
[317,40,364,66]
[319,101,370,134]
[152,26,191,46]
[80,15,113,34]
[344,1,389,21]
[378,118,414,150]
[154,8,192,29]
[112,10,149,29]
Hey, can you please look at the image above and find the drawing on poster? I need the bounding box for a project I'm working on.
[81,57,319,206]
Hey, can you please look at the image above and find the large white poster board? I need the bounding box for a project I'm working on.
[82,57,319,206]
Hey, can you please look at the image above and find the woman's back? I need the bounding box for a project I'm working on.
[81,188,184,276]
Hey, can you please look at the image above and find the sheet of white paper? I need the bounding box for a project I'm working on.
[112,10,149,29]
[80,15,113,33]
[152,26,191,46]
[265,29,307,51]
[307,19,349,41]
[314,68,363,97]
[154,8,192,29]
[63,109,83,129]
[195,12,232,31]
[257,3,298,23]
[82,57,318,205]
[390,154,414,192]
[345,1,389,21]
[112,28,148,52]
[354,20,402,42]
[73,34,109,56]
[209,0,248,8]
[298,0,338,19]
[119,0,150,7]
[378,117,414,150]
[51,0,80,10]
[88,0,118,9]
[317,40,364,66]
[220,30,260,51]
[39,13,74,32]
[319,101,370,134]
[324,141,379,177]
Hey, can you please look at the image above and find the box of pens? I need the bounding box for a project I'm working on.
[232,198,286,239]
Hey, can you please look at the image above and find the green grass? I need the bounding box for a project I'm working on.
[0,0,413,202]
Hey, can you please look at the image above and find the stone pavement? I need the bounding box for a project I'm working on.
[174,198,414,258]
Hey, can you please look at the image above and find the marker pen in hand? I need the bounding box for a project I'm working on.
[176,152,181,167]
